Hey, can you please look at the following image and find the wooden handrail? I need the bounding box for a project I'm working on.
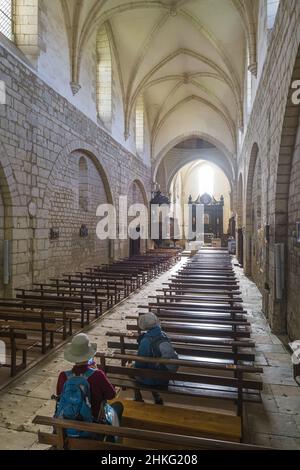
[96,352,263,374]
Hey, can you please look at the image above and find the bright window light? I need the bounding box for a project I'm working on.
[246,51,252,116]
[97,25,112,127]
[267,0,280,29]
[135,95,144,154]
[0,0,13,40]
[199,165,214,195]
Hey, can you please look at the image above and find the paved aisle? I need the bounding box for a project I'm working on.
[0,260,299,449]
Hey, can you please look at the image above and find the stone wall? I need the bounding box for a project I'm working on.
[0,191,4,291]
[237,0,300,335]
[287,123,300,339]
[48,151,110,279]
[250,157,264,291]
[0,42,151,296]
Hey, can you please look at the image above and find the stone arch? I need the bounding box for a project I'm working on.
[78,156,88,211]
[236,172,244,266]
[153,131,234,181]
[0,142,18,296]
[39,142,114,281]
[274,47,300,245]
[237,172,244,229]
[272,45,300,335]
[127,178,149,208]
[244,142,259,276]
[43,141,114,209]
[250,156,263,287]
[165,153,234,196]
[0,141,19,212]
[126,178,149,257]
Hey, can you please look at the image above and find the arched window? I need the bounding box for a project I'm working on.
[96,25,112,129]
[0,0,14,40]
[79,157,88,212]
[267,0,280,29]
[238,128,244,149]
[246,52,252,116]
[199,164,214,195]
[135,95,144,154]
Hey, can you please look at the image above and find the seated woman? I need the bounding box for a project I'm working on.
[56,333,123,438]
[134,313,171,405]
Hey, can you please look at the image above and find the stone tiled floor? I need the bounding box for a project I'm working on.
[0,259,299,449]
[236,264,300,449]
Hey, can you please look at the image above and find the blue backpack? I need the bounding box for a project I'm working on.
[55,368,95,438]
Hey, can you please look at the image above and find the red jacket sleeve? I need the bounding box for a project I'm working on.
[93,369,116,401]
[56,371,67,396]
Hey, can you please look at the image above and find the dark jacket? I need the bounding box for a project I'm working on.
[135,325,169,386]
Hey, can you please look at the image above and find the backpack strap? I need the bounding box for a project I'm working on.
[84,368,96,379]
[148,334,165,358]
[64,368,95,380]
[65,370,74,380]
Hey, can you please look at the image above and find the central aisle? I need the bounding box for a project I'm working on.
[0,258,298,449]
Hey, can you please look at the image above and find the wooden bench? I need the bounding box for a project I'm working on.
[137,306,248,323]
[127,314,250,329]
[172,275,238,285]
[163,283,241,296]
[114,398,242,442]
[96,353,263,421]
[30,285,109,309]
[32,415,269,450]
[61,274,123,302]
[128,321,251,339]
[15,291,96,328]
[0,326,38,376]
[0,319,61,354]
[0,302,77,340]
[156,289,243,305]
[107,331,255,364]
[144,295,247,314]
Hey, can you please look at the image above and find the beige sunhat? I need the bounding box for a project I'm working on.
[64,334,97,364]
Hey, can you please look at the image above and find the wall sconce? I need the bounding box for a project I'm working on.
[79,224,89,238]
[49,228,59,240]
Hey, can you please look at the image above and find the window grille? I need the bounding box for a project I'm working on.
[0,0,13,41]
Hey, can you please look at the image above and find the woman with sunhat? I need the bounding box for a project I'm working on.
[56,333,123,427]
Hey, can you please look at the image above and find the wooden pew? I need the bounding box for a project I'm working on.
[144,301,246,317]
[127,322,251,339]
[0,305,77,353]
[107,331,256,364]
[156,289,243,305]
[172,276,238,286]
[31,284,110,309]
[163,283,241,296]
[32,415,269,450]
[15,291,96,328]
[0,301,77,340]
[127,314,250,329]
[115,398,242,442]
[0,326,38,376]
[96,353,263,419]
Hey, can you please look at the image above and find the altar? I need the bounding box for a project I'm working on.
[188,193,224,242]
